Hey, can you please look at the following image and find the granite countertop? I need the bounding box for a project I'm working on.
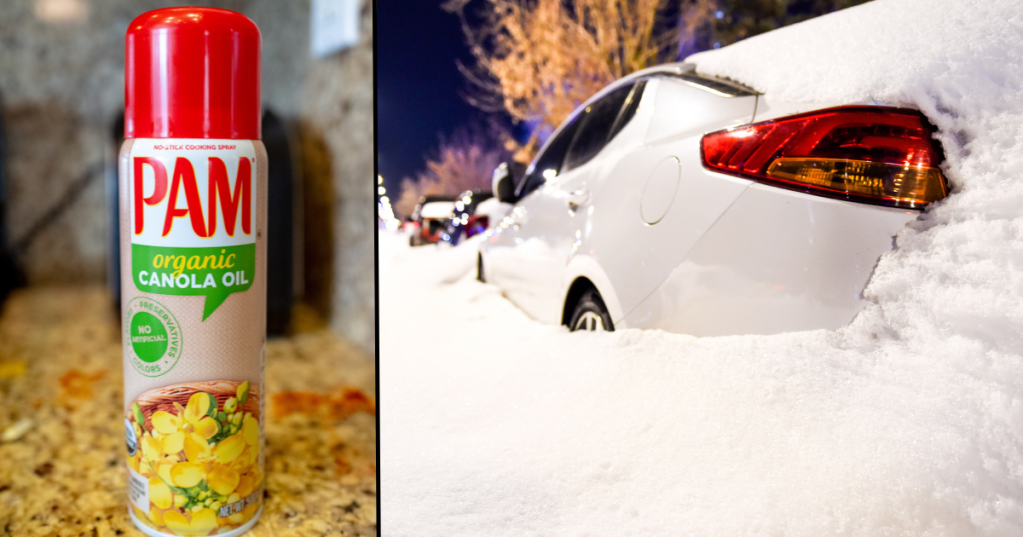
[0,287,377,537]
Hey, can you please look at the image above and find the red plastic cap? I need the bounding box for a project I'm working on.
[125,7,261,140]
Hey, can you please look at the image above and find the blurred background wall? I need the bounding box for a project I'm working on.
[0,0,374,353]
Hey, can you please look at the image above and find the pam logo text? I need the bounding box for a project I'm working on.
[134,155,252,240]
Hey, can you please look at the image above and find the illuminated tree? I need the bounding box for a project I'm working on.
[444,0,868,160]
[444,0,717,157]
[394,122,511,219]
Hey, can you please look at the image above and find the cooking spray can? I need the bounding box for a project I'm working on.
[120,8,266,537]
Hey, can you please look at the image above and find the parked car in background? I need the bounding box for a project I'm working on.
[479,63,947,334]
[470,196,511,237]
[440,190,494,246]
[409,196,456,246]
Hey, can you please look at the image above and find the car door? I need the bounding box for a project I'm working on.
[586,75,759,322]
[487,83,639,323]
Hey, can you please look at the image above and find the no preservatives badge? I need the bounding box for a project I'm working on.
[124,296,183,377]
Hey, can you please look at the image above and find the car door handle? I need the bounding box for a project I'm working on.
[566,189,590,212]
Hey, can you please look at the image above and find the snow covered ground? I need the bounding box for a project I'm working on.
[380,0,1023,534]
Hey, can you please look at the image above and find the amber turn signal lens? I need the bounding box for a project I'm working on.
[766,158,948,205]
[701,106,949,209]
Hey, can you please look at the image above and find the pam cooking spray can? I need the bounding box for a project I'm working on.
[120,8,266,536]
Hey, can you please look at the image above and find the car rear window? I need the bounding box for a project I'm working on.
[562,83,636,173]
[517,115,582,197]
[605,80,646,145]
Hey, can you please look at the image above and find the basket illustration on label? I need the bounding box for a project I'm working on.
[126,380,263,536]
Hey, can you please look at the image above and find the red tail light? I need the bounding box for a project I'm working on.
[701,106,948,209]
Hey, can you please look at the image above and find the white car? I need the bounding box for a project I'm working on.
[478,63,948,335]
[471,197,512,234]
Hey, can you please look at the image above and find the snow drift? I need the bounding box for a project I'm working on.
[381,1,1023,534]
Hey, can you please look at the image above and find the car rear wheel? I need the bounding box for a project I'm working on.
[568,289,614,332]
[477,254,485,283]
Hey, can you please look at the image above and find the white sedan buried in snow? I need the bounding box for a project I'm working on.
[478,63,948,335]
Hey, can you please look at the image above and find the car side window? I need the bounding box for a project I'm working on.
[561,82,638,173]
[517,115,582,198]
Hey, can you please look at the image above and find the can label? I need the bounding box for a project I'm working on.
[123,139,264,536]
[130,139,257,324]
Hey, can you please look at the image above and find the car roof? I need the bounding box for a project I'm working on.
[419,201,456,219]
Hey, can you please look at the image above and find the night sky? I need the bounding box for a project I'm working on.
[376,0,484,196]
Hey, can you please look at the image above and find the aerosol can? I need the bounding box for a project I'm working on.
[120,8,267,536]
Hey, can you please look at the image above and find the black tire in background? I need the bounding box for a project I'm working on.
[108,112,125,310]
[568,288,614,332]
[476,254,485,283]
[0,89,22,305]
[263,109,296,336]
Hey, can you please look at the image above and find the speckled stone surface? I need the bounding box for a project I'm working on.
[0,287,376,537]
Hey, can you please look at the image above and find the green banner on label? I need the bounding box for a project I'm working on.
[131,244,255,320]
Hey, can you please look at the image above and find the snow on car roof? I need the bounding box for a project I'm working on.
[382,0,1023,534]
[419,201,455,219]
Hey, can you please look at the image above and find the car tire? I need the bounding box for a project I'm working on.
[568,289,614,332]
[476,254,485,283]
